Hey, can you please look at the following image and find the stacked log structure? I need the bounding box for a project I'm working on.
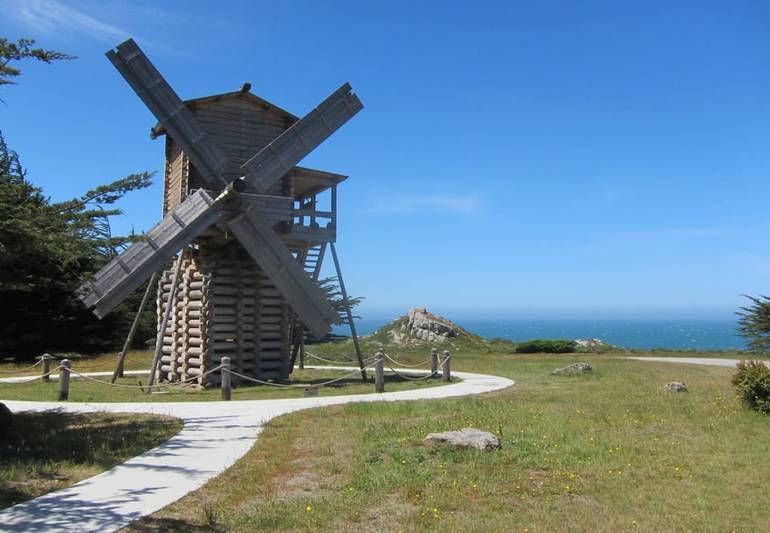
[156,245,291,387]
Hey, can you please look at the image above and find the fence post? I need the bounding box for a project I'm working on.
[58,359,71,401]
[221,357,231,401]
[375,352,385,393]
[41,353,51,382]
[442,350,451,382]
[430,348,438,377]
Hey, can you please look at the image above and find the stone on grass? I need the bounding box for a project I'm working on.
[0,402,13,434]
[551,362,593,375]
[664,382,688,393]
[424,427,501,452]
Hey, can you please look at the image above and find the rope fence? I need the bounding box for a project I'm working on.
[68,366,224,391]
[0,349,453,400]
[228,363,378,390]
[0,366,64,384]
[0,358,43,375]
[383,352,433,368]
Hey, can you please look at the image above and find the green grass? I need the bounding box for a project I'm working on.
[124,350,770,532]
[0,350,439,402]
[0,411,181,509]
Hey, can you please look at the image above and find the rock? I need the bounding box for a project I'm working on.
[380,307,470,345]
[0,402,13,434]
[664,382,688,393]
[574,338,608,348]
[551,362,593,375]
[424,428,501,452]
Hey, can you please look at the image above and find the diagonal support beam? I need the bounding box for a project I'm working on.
[107,39,228,190]
[241,83,363,193]
[227,207,340,339]
[330,243,367,381]
[78,190,223,319]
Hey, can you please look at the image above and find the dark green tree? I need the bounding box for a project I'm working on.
[737,295,770,353]
[0,35,155,360]
[0,37,74,87]
[0,131,154,359]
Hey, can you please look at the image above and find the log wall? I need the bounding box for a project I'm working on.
[155,244,291,387]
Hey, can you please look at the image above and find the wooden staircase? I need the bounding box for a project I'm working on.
[302,243,327,281]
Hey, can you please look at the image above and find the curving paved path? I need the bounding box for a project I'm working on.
[626,356,756,368]
[0,366,513,532]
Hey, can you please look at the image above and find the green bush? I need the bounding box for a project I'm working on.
[514,339,577,354]
[731,360,770,414]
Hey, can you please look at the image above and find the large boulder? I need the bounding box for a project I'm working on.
[424,428,501,452]
[551,362,593,375]
[0,402,13,435]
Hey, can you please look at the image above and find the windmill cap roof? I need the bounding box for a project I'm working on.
[150,88,298,139]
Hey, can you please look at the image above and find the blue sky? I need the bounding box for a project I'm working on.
[1,0,769,320]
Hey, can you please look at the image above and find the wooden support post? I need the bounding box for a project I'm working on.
[299,340,305,370]
[221,356,231,401]
[442,350,451,382]
[329,243,367,381]
[113,271,158,383]
[148,251,185,389]
[58,359,71,401]
[331,185,337,229]
[430,348,438,377]
[41,353,51,382]
[375,351,385,393]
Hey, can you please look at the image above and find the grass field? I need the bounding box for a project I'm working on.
[0,411,181,510]
[122,350,770,532]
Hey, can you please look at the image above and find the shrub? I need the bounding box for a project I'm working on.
[515,339,577,354]
[731,360,770,414]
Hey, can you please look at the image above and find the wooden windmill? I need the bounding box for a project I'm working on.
[78,39,366,387]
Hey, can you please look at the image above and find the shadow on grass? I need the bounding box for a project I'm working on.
[128,516,224,533]
[0,411,180,510]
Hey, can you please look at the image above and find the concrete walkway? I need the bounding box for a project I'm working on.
[626,356,747,368]
[0,366,513,532]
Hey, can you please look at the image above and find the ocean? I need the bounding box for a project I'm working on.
[334,317,746,351]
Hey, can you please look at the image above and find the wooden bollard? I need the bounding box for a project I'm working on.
[41,353,51,382]
[375,352,385,393]
[221,356,231,401]
[442,350,451,382]
[430,348,438,377]
[58,359,71,401]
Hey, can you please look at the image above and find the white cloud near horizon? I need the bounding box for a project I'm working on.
[2,0,129,43]
[369,194,483,215]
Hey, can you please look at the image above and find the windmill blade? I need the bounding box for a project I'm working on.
[107,39,228,190]
[78,190,222,318]
[227,207,341,339]
[241,83,362,193]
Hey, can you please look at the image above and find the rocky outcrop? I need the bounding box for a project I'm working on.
[424,428,501,452]
[574,338,609,348]
[382,307,470,345]
[551,362,593,375]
